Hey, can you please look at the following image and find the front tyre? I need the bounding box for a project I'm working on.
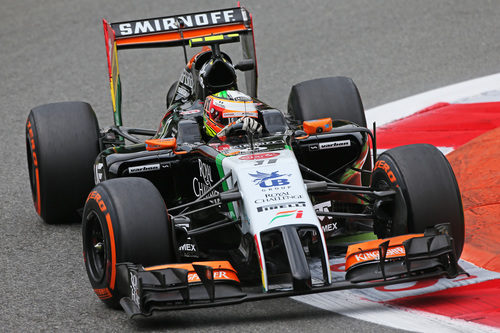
[82,177,175,308]
[372,144,464,258]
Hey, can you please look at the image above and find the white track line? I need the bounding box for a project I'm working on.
[365,73,500,127]
[295,292,500,333]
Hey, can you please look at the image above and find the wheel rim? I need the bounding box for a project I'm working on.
[84,211,107,283]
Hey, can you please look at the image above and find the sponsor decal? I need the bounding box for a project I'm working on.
[322,222,338,233]
[128,163,160,174]
[187,270,232,283]
[87,191,108,213]
[192,159,219,199]
[318,140,351,150]
[94,288,113,300]
[269,209,303,224]
[130,272,141,310]
[257,201,306,212]
[249,171,291,188]
[178,243,196,252]
[192,177,220,197]
[232,140,285,150]
[374,160,397,183]
[239,152,280,160]
[178,239,198,258]
[353,246,405,262]
[254,192,303,204]
[179,70,194,88]
[253,158,277,166]
[94,163,104,183]
[198,159,213,184]
[180,109,201,116]
[176,85,190,98]
[113,9,244,37]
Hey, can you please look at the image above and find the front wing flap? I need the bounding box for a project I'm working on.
[345,225,464,282]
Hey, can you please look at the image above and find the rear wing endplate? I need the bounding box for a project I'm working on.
[102,6,258,126]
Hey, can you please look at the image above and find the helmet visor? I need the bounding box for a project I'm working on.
[206,97,258,126]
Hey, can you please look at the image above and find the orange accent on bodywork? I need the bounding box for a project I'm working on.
[145,138,177,151]
[345,234,424,271]
[105,213,117,290]
[116,24,248,47]
[303,118,333,135]
[187,46,211,69]
[145,261,240,283]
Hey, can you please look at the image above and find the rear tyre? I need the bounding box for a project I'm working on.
[288,76,367,127]
[82,177,175,308]
[26,102,100,224]
[371,144,465,258]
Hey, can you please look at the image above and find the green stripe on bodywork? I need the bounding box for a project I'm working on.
[216,153,236,219]
[285,145,292,150]
[114,76,122,126]
[328,232,377,245]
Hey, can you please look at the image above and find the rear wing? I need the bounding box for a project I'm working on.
[103,6,258,126]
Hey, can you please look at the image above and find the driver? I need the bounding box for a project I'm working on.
[203,90,262,139]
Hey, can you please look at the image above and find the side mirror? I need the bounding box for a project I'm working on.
[234,59,255,71]
[145,138,177,151]
[303,118,333,135]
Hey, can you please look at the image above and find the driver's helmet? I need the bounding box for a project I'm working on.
[203,90,258,137]
[199,57,237,98]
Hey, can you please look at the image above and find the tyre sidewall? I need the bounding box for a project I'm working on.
[26,114,42,217]
[82,178,175,308]
[372,144,464,257]
[82,187,122,308]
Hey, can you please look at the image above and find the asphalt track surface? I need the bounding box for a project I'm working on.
[1,1,500,331]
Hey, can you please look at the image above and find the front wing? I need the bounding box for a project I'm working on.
[118,230,466,318]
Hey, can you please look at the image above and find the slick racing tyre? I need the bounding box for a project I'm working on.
[288,76,367,127]
[82,177,175,308]
[371,144,465,258]
[26,102,100,224]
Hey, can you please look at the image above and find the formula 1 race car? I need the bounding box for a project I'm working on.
[25,6,466,318]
